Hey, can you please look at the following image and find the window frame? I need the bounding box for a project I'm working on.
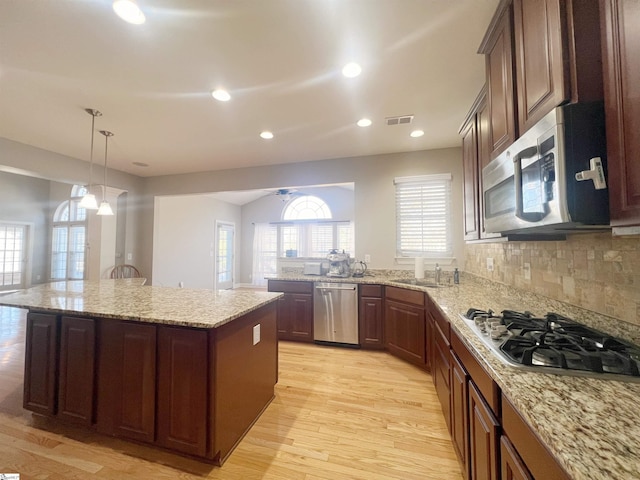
[394,173,453,259]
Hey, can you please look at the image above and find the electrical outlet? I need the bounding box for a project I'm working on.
[523,262,531,280]
[127,252,132,261]
[364,254,371,263]
[253,324,261,345]
[486,257,494,272]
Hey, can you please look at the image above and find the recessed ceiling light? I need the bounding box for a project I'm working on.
[260,131,274,139]
[112,0,146,25]
[211,89,231,102]
[410,130,425,138]
[342,62,362,78]
[357,118,372,127]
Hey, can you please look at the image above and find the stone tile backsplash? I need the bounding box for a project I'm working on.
[464,232,640,326]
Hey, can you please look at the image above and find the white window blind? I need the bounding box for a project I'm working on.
[395,174,452,258]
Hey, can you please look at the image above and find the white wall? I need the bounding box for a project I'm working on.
[142,148,464,280]
[152,194,242,289]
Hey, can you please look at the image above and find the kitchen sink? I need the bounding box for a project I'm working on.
[391,278,450,288]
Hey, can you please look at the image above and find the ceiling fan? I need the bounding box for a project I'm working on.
[267,188,307,201]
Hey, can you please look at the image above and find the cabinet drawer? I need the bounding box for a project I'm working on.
[268,280,313,294]
[502,394,571,480]
[360,284,382,298]
[451,329,500,416]
[385,286,425,307]
[429,298,450,342]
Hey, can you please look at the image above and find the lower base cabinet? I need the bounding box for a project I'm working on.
[469,382,500,480]
[500,436,532,480]
[268,280,314,342]
[451,351,470,480]
[384,287,427,367]
[157,326,209,457]
[97,320,157,443]
[359,284,384,349]
[23,302,278,464]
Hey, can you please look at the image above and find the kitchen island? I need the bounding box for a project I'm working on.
[0,279,283,464]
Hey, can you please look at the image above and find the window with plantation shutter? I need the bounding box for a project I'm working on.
[395,174,453,258]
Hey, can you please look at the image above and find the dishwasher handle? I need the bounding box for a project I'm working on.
[315,285,357,291]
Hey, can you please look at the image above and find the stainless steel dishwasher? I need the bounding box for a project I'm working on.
[313,282,359,346]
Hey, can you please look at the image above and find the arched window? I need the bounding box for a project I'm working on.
[51,185,87,280]
[283,195,332,220]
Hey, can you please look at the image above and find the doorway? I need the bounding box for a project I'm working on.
[0,223,29,290]
[215,221,235,290]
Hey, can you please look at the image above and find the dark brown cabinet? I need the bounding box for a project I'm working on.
[384,286,426,368]
[23,312,58,416]
[469,382,500,480]
[97,320,156,443]
[432,307,451,432]
[502,394,571,480]
[500,436,532,480]
[601,0,640,227]
[479,0,602,160]
[451,351,470,480]
[157,326,209,457]
[268,280,314,342]
[479,2,516,159]
[57,316,95,426]
[513,0,602,133]
[461,88,499,241]
[359,284,384,349]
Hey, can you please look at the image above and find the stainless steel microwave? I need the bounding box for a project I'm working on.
[482,102,610,235]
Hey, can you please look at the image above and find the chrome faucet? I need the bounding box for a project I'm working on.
[434,263,441,285]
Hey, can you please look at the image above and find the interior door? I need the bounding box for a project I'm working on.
[0,223,28,290]
[215,221,235,290]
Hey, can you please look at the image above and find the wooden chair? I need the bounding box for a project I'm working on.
[109,264,141,279]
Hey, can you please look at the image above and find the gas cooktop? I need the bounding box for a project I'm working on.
[461,308,640,383]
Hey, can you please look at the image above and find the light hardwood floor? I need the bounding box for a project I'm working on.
[0,306,462,479]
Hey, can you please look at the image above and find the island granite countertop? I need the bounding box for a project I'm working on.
[271,271,640,480]
[0,279,283,329]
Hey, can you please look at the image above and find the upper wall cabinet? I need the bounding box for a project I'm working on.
[601,0,640,227]
[479,3,516,160]
[479,0,603,159]
[460,88,501,241]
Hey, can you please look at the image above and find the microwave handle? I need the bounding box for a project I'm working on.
[513,146,548,222]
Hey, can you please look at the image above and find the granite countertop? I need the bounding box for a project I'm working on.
[0,279,283,329]
[271,271,640,480]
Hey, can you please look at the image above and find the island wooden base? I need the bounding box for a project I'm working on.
[23,302,278,464]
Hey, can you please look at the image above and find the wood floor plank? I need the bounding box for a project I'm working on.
[0,306,462,479]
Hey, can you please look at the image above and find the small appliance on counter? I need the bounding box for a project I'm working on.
[303,262,325,275]
[351,260,367,277]
[326,249,352,278]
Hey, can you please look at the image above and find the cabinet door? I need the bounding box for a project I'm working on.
[500,436,532,480]
[23,312,58,416]
[601,0,640,226]
[461,116,480,240]
[433,319,451,432]
[359,295,384,349]
[384,300,426,367]
[469,382,500,480]
[157,326,208,457]
[97,320,156,443]
[513,0,567,133]
[58,316,95,425]
[451,352,470,480]
[483,4,517,159]
[289,293,313,341]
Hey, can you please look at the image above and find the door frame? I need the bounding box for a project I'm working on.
[214,221,235,290]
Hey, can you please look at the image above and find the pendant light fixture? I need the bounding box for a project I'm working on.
[97,130,115,216]
[79,108,102,210]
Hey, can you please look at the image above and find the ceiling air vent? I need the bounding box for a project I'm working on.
[386,115,414,126]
